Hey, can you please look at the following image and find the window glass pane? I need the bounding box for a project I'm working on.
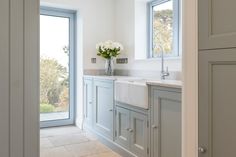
[40,15,70,121]
[152,0,173,57]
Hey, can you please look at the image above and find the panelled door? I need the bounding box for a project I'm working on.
[199,0,236,50]
[115,106,130,148]
[199,49,236,157]
[130,111,149,157]
[93,80,114,139]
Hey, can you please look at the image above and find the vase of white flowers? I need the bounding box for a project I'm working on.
[96,40,123,76]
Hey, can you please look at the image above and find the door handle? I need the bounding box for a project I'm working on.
[198,147,207,153]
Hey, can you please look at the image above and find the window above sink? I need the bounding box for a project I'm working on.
[134,0,181,60]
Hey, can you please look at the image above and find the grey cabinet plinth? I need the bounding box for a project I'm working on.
[83,78,93,129]
[150,87,181,157]
[199,0,236,50]
[93,79,114,140]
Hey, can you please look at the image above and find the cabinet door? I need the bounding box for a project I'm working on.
[199,0,236,50]
[199,49,236,157]
[93,80,114,139]
[130,111,148,157]
[151,89,181,157]
[115,106,130,149]
[83,78,93,128]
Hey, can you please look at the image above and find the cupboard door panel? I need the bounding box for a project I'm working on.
[199,49,236,157]
[94,80,114,139]
[199,0,236,50]
[130,111,148,157]
[115,106,130,148]
[151,88,181,157]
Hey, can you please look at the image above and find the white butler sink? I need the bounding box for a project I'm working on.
[115,78,148,109]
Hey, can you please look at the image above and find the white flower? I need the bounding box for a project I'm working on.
[96,40,124,58]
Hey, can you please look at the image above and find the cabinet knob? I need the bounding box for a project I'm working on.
[198,147,207,153]
[129,129,133,132]
[89,101,92,104]
[109,109,113,112]
[152,125,158,129]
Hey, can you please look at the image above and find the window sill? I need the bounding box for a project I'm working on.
[135,56,182,61]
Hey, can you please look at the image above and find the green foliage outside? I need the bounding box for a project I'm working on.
[153,9,173,57]
[40,104,55,113]
[40,55,69,114]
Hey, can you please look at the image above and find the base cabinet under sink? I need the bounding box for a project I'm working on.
[115,105,149,157]
[83,76,182,157]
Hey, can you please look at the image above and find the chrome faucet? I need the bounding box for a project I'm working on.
[159,45,169,80]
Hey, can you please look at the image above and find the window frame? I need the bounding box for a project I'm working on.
[40,7,77,128]
[148,0,179,58]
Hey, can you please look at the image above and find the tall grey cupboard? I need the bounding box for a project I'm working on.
[198,0,236,157]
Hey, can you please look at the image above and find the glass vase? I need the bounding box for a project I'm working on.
[105,58,114,76]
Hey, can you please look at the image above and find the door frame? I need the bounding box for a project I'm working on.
[40,7,76,128]
[182,0,198,157]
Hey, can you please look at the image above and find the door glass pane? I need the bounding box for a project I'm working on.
[40,15,70,122]
[152,0,173,57]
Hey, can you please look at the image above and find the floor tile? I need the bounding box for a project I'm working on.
[40,146,74,157]
[40,126,82,138]
[40,138,54,149]
[48,134,89,147]
[86,151,122,157]
[65,141,110,157]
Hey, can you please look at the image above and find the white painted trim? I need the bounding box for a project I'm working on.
[182,0,198,157]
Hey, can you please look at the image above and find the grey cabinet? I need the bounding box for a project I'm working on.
[199,0,236,50]
[115,106,149,157]
[150,87,181,157]
[199,49,236,157]
[93,79,114,140]
[83,78,93,128]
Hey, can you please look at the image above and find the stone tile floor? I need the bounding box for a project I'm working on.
[40,126,121,157]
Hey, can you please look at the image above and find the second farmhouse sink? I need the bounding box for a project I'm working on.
[115,78,148,109]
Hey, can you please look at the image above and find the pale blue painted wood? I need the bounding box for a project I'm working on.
[93,79,114,140]
[150,87,181,157]
[115,106,130,149]
[83,78,93,128]
[130,111,149,157]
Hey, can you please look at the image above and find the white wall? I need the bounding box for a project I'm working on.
[115,0,182,72]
